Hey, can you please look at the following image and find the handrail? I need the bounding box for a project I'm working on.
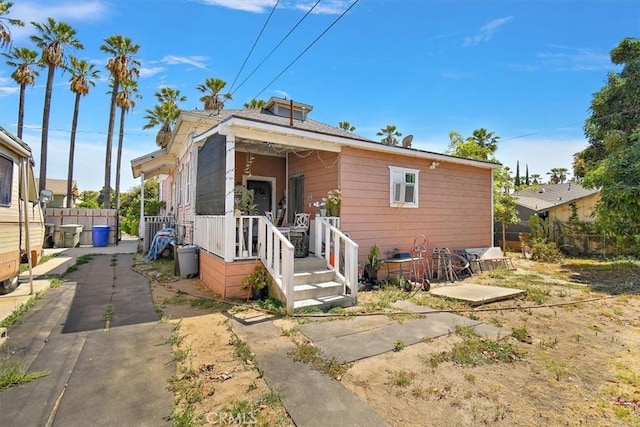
[257,217,295,312]
[314,217,359,302]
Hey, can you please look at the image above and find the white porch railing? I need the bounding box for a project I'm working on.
[314,217,359,302]
[194,215,296,311]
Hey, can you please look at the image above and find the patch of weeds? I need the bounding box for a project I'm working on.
[464,372,477,383]
[0,291,44,327]
[289,343,349,379]
[154,304,164,319]
[65,265,78,274]
[328,306,347,315]
[189,297,230,311]
[247,381,257,392]
[103,304,114,322]
[293,305,322,314]
[162,294,188,305]
[230,400,254,421]
[424,352,448,369]
[0,356,50,390]
[49,277,65,288]
[172,346,190,363]
[467,313,480,321]
[541,356,569,381]
[170,403,198,427]
[110,255,118,266]
[429,327,525,367]
[388,369,416,388]
[75,254,95,265]
[393,339,406,352]
[489,317,503,327]
[280,327,298,337]
[232,338,255,364]
[165,329,185,347]
[573,333,582,342]
[511,326,532,344]
[538,337,559,350]
[257,390,282,407]
[261,298,285,313]
[525,286,552,304]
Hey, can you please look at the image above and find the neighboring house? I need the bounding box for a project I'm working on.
[498,182,600,248]
[36,178,78,208]
[132,97,501,311]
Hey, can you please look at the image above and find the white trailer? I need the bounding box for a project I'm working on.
[0,126,52,294]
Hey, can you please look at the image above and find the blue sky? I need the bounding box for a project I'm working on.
[1,0,638,193]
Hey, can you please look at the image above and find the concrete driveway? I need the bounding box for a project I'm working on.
[0,249,174,426]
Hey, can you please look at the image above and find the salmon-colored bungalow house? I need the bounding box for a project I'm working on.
[131,97,500,311]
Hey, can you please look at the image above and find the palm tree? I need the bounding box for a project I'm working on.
[3,46,39,138]
[143,87,186,148]
[0,1,23,49]
[31,18,83,193]
[377,124,402,146]
[114,77,139,212]
[100,35,139,208]
[468,128,499,160]
[530,173,542,185]
[197,77,231,110]
[66,56,98,208]
[338,121,356,132]
[243,98,266,109]
[547,167,568,184]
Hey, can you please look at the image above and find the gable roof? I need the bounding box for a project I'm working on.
[183,107,376,143]
[515,182,599,212]
[189,108,501,171]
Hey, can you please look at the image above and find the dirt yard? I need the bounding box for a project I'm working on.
[137,255,640,426]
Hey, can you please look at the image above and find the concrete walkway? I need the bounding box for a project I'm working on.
[0,241,174,426]
[232,317,390,427]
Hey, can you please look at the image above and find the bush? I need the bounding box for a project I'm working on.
[531,239,564,263]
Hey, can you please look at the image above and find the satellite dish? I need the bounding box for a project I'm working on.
[402,134,413,148]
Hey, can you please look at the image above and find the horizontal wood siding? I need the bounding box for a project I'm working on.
[288,150,339,219]
[199,249,257,299]
[196,135,226,215]
[339,146,492,261]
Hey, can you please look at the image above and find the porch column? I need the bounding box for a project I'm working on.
[139,172,145,238]
[224,132,236,262]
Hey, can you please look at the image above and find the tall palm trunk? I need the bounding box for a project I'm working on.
[66,91,81,208]
[39,65,56,194]
[17,84,26,139]
[103,77,120,209]
[115,106,125,212]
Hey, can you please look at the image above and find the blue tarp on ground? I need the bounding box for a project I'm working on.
[144,228,177,262]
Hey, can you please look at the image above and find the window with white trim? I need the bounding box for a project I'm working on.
[177,168,183,207]
[0,155,13,207]
[185,161,191,205]
[389,166,419,208]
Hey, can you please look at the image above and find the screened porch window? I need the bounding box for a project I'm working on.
[0,155,13,207]
[389,166,419,208]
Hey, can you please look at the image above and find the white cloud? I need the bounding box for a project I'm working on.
[10,1,109,42]
[139,67,165,78]
[272,90,290,99]
[441,71,473,79]
[536,45,611,71]
[464,16,513,47]
[198,0,349,14]
[159,55,209,70]
[197,0,277,13]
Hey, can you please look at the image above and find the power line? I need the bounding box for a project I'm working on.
[231,0,323,97]
[228,0,280,93]
[252,0,360,100]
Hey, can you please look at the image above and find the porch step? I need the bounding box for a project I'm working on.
[294,281,343,300]
[294,295,355,311]
[294,256,327,273]
[294,269,335,285]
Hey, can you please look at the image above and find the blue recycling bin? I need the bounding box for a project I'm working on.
[92,225,110,247]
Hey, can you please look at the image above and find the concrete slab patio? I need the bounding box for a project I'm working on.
[298,300,511,364]
[429,283,526,306]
